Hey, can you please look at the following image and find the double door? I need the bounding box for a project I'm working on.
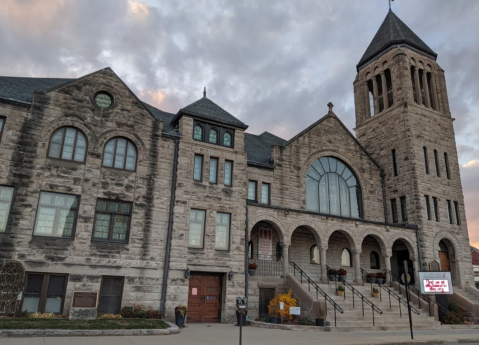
[187,274,222,323]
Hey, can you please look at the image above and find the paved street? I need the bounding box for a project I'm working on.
[1,324,479,345]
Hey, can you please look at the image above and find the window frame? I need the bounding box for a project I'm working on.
[434,149,440,177]
[33,191,80,239]
[209,157,219,184]
[370,251,380,269]
[392,149,398,176]
[193,154,204,181]
[192,120,235,148]
[446,200,453,224]
[98,276,124,315]
[424,195,431,220]
[92,199,133,243]
[102,137,137,171]
[94,91,114,109]
[215,212,231,251]
[188,209,206,249]
[0,116,5,144]
[21,272,68,315]
[310,245,320,265]
[400,196,408,222]
[208,128,218,144]
[193,124,204,141]
[0,185,14,234]
[453,201,460,225]
[224,160,233,186]
[341,248,352,267]
[432,196,439,221]
[47,127,88,163]
[261,183,270,205]
[248,240,253,259]
[423,147,429,174]
[444,152,451,179]
[248,180,257,201]
[391,198,398,223]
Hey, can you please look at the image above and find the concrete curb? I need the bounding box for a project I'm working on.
[0,320,179,338]
[248,320,325,332]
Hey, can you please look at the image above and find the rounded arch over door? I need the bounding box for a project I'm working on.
[306,156,362,218]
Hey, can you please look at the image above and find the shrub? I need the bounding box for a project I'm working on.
[368,273,377,278]
[337,268,347,276]
[99,313,123,319]
[327,268,337,275]
[119,305,161,319]
[268,290,297,321]
[248,263,258,269]
[448,302,461,314]
[442,312,464,324]
[298,317,315,326]
[261,315,271,323]
[337,285,345,292]
[373,287,379,293]
[376,272,386,279]
[175,305,188,317]
[29,312,56,318]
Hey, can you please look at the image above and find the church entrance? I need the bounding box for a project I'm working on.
[187,273,222,323]
[391,239,415,285]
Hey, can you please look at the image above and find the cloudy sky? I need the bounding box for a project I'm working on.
[1,0,478,246]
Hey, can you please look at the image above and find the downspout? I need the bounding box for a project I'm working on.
[380,171,388,223]
[160,135,180,316]
[245,204,249,298]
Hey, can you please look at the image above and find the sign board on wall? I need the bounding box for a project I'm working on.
[289,307,301,315]
[71,291,99,308]
[419,271,453,294]
[258,228,272,259]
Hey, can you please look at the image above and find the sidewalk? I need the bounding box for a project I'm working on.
[1,323,479,345]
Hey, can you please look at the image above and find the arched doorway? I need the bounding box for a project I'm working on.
[249,221,284,277]
[391,239,415,284]
[437,238,457,284]
[360,235,385,272]
[290,227,321,280]
[327,230,355,281]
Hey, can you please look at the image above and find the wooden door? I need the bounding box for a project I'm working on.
[439,252,450,271]
[259,288,275,317]
[187,275,222,323]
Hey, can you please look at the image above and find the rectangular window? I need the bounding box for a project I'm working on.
[22,273,67,314]
[453,201,460,225]
[261,183,270,205]
[193,154,203,181]
[209,157,218,183]
[392,149,398,176]
[444,152,451,179]
[248,181,257,201]
[423,147,429,174]
[189,209,205,248]
[400,196,408,222]
[98,276,124,315]
[424,195,431,220]
[0,116,5,143]
[215,212,230,251]
[432,197,439,221]
[0,186,14,233]
[92,199,132,243]
[224,160,233,186]
[391,198,398,223]
[434,150,440,177]
[446,200,452,224]
[33,191,80,238]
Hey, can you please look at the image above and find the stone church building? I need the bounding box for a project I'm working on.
[0,10,474,323]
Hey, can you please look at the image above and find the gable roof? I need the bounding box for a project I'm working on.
[472,246,479,254]
[173,96,248,129]
[357,10,437,71]
[0,76,74,105]
[244,131,286,165]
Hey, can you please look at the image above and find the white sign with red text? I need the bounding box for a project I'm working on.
[419,271,453,295]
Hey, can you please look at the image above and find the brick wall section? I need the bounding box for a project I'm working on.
[0,68,173,313]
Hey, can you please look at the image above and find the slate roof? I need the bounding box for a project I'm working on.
[0,76,74,104]
[174,96,248,129]
[357,10,437,70]
[244,132,286,165]
[141,102,177,136]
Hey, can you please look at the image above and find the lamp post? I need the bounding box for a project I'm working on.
[236,296,248,345]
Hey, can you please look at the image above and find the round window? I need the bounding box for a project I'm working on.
[94,92,113,108]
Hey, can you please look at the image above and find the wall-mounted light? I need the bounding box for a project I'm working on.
[185,268,190,279]
[228,271,234,281]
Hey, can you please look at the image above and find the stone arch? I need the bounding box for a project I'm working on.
[388,233,418,259]
[97,129,147,162]
[325,224,360,252]
[432,231,462,261]
[248,213,287,243]
[287,219,324,247]
[41,119,98,147]
[382,60,389,69]
[358,228,389,256]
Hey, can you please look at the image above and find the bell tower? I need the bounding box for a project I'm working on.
[354,10,473,287]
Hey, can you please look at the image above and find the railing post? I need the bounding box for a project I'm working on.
[334,307,337,327]
[399,299,402,317]
[362,296,364,316]
[352,290,355,308]
[372,305,375,326]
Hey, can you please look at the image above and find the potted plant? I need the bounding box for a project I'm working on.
[174,305,188,327]
[368,272,377,283]
[248,263,258,276]
[315,305,326,327]
[337,268,347,281]
[372,286,380,298]
[376,272,385,284]
[268,303,280,324]
[336,284,345,296]
[328,268,337,281]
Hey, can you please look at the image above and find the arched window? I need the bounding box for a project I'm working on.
[306,157,362,218]
[103,137,137,171]
[276,242,283,261]
[341,248,351,267]
[209,129,217,144]
[193,125,203,141]
[370,251,380,269]
[310,245,320,264]
[248,240,253,259]
[223,132,232,147]
[48,127,87,162]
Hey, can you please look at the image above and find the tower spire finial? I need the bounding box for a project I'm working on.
[203,87,206,98]
[389,0,393,11]
[327,102,334,113]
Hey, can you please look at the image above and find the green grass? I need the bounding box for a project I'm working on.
[0,318,170,330]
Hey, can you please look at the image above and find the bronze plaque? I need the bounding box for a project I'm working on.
[72,291,98,308]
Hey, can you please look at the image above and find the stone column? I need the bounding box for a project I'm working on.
[412,258,420,288]
[430,72,439,110]
[282,243,290,277]
[422,70,431,108]
[320,247,328,283]
[380,71,388,110]
[383,254,392,284]
[353,250,362,284]
[414,66,422,105]
[372,75,379,114]
[364,81,371,118]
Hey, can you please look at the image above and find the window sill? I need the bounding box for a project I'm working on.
[31,234,75,240]
[91,239,129,244]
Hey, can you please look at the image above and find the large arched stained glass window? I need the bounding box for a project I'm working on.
[306,157,362,218]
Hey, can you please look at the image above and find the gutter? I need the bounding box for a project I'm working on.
[160,134,181,316]
[381,171,388,223]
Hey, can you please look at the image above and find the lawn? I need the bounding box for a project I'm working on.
[0,318,170,330]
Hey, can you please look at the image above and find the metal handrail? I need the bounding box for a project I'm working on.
[327,265,383,326]
[379,284,421,316]
[290,262,343,327]
[382,268,449,317]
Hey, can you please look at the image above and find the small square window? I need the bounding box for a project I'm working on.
[189,209,205,249]
[194,155,203,181]
[248,181,257,201]
[224,160,233,186]
[261,183,270,205]
[209,157,218,183]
